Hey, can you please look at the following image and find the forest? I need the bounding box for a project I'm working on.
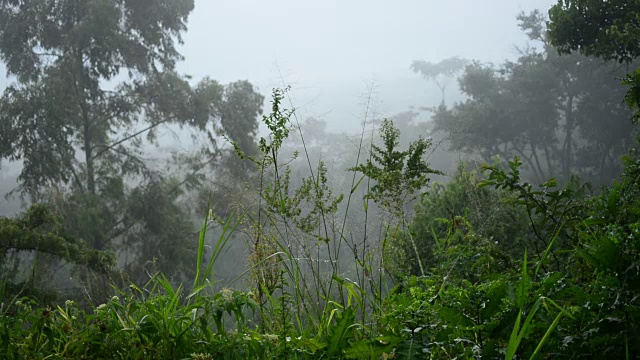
[0,0,639,358]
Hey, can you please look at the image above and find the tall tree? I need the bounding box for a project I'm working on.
[411,57,468,105]
[548,0,640,123]
[431,11,635,185]
[0,0,264,282]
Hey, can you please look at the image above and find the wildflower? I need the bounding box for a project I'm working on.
[221,288,234,304]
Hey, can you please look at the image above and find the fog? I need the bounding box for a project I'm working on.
[0,0,555,214]
[1,0,633,307]
[3,2,640,356]
[176,0,556,131]
[0,0,557,137]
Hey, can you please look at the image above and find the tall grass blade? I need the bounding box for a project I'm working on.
[193,204,210,289]
[535,224,562,276]
[529,307,564,360]
[203,212,240,285]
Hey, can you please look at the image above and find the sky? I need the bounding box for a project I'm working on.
[175,0,558,131]
[0,0,558,131]
[0,0,558,182]
[0,0,559,215]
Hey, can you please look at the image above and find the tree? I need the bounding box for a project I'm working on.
[548,0,640,63]
[406,167,529,276]
[0,0,264,283]
[411,57,469,105]
[548,0,640,123]
[0,204,116,302]
[431,11,636,185]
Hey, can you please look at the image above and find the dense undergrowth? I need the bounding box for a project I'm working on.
[1,89,640,359]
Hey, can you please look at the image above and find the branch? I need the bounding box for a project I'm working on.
[92,119,170,160]
[167,157,217,196]
[0,221,116,274]
[33,51,62,58]
[105,154,217,241]
[69,164,85,194]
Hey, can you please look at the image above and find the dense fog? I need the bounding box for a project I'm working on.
[0,0,558,215]
[1,1,639,358]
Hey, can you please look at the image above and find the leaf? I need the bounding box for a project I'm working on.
[344,340,389,359]
[351,175,366,194]
[326,308,356,356]
[397,338,421,360]
[477,179,496,189]
[193,204,210,289]
[529,307,565,360]
[517,249,530,309]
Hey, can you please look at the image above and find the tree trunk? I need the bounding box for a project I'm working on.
[563,94,574,182]
[84,118,95,195]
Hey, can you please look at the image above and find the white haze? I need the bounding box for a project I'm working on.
[0,0,557,132]
[176,0,557,131]
[0,0,557,214]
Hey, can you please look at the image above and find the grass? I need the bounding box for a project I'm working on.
[1,88,639,359]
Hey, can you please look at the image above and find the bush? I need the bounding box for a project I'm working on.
[403,166,530,276]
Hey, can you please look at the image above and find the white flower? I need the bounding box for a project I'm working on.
[221,288,234,304]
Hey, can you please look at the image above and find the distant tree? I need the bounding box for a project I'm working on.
[431,11,636,185]
[0,204,116,302]
[411,57,469,105]
[0,0,263,283]
[548,0,640,123]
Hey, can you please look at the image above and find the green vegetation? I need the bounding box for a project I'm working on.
[431,10,636,186]
[548,0,640,123]
[1,1,640,359]
[2,88,639,358]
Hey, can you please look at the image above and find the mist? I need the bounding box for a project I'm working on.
[0,0,556,215]
[1,1,639,358]
[175,0,556,131]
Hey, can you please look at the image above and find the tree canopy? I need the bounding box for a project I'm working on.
[548,0,640,123]
[430,11,636,185]
[0,0,264,286]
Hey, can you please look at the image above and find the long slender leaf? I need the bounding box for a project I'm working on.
[529,307,564,360]
[193,205,210,289]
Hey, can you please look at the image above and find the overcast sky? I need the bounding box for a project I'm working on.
[0,0,558,131]
[0,0,559,211]
[176,0,558,130]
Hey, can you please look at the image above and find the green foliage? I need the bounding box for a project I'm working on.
[623,68,640,123]
[0,204,116,302]
[378,133,640,359]
[548,0,640,123]
[0,278,262,359]
[349,118,441,278]
[350,118,441,217]
[479,157,590,256]
[256,87,294,165]
[406,167,529,276]
[264,163,343,237]
[433,11,636,185]
[379,274,515,359]
[2,117,640,359]
[548,0,640,63]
